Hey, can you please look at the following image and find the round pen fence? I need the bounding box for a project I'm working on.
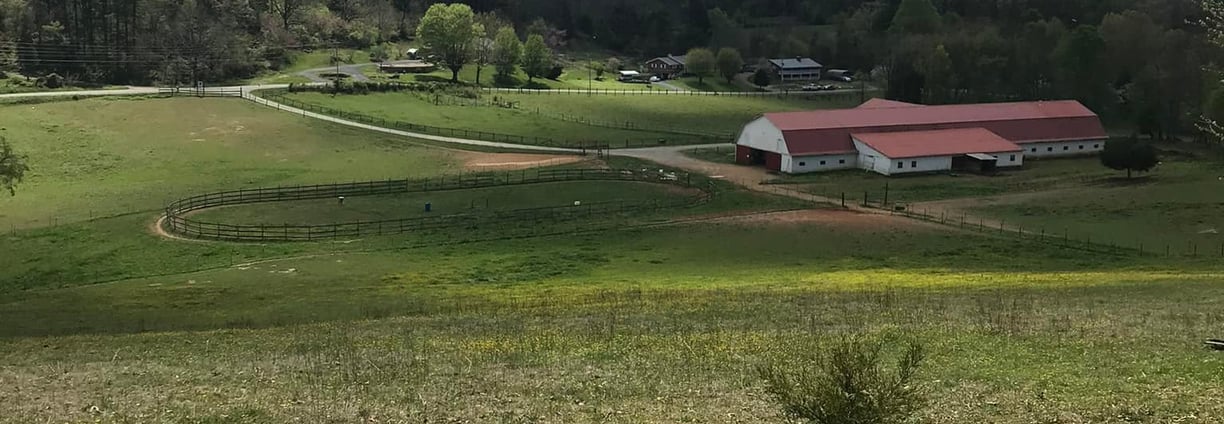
[162,168,710,242]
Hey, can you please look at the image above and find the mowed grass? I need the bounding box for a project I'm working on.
[192,181,701,225]
[0,97,457,228]
[279,91,684,144]
[785,155,1118,202]
[781,149,1224,251]
[494,92,859,137]
[957,153,1224,249]
[3,219,1224,422]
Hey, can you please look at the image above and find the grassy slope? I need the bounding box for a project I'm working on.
[962,154,1224,248]
[0,98,456,228]
[787,156,1118,202]
[279,91,684,144]
[2,221,1223,422]
[192,181,700,225]
[495,92,859,137]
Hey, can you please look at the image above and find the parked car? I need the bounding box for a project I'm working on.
[649,76,661,83]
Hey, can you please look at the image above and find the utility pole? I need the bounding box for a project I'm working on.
[332,43,340,95]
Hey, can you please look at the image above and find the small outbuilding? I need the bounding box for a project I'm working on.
[851,128,1023,175]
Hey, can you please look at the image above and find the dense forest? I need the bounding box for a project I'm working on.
[0,0,1219,136]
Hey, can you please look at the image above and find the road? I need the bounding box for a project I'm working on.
[0,86,161,98]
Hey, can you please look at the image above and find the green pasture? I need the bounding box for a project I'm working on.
[667,76,754,92]
[278,91,686,144]
[3,218,1224,422]
[192,181,701,225]
[0,97,456,229]
[786,156,1118,202]
[960,154,1224,250]
[494,92,859,137]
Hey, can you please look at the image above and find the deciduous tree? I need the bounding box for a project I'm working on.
[685,47,716,84]
[521,34,552,82]
[1100,137,1159,178]
[716,47,743,84]
[0,136,28,196]
[492,27,522,79]
[416,3,482,83]
[890,0,941,35]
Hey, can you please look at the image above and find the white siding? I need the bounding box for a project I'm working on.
[735,117,788,155]
[1021,140,1106,158]
[889,156,953,175]
[783,154,858,173]
[995,151,1024,167]
[853,141,893,175]
[852,140,952,175]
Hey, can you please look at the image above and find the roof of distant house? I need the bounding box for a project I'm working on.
[758,99,1108,156]
[852,128,1022,159]
[769,58,823,69]
[648,54,687,67]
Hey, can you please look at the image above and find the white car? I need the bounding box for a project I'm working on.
[649,76,661,83]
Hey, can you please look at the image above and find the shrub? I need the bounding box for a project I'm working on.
[758,336,925,424]
[752,68,772,87]
[39,73,64,88]
[0,71,8,80]
[545,64,564,80]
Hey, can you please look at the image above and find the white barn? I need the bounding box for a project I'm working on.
[735,99,1108,175]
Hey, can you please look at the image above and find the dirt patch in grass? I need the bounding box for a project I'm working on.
[714,209,935,230]
[458,152,591,171]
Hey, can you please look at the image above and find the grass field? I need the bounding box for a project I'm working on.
[278,91,691,145]
[5,94,1224,423]
[667,76,753,92]
[786,156,1118,202]
[780,146,1224,255]
[0,97,457,229]
[493,92,859,137]
[192,181,701,225]
[277,90,857,147]
[4,218,1224,422]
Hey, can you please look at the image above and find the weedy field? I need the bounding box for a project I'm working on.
[2,96,1224,424]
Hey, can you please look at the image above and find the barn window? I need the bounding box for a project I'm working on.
[911,160,917,168]
[1094,144,1100,148]
[897,161,904,169]
[799,161,806,166]
[1079,145,1084,150]
[1047,147,1054,152]
[1010,155,1016,161]
[839,159,846,164]
[1063,146,1069,151]
[1031,148,1037,153]
[820,160,827,165]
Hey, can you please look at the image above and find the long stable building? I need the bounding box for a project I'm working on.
[735,99,1108,175]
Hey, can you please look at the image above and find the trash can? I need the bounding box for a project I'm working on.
[425,202,432,212]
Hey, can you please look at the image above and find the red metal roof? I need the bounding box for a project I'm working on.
[761,100,1107,156]
[856,98,922,109]
[852,128,1022,159]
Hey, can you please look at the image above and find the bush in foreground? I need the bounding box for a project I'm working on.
[758,336,926,424]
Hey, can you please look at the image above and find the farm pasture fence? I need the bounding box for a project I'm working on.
[162,168,708,242]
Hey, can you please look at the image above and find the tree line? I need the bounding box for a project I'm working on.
[0,0,1221,137]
